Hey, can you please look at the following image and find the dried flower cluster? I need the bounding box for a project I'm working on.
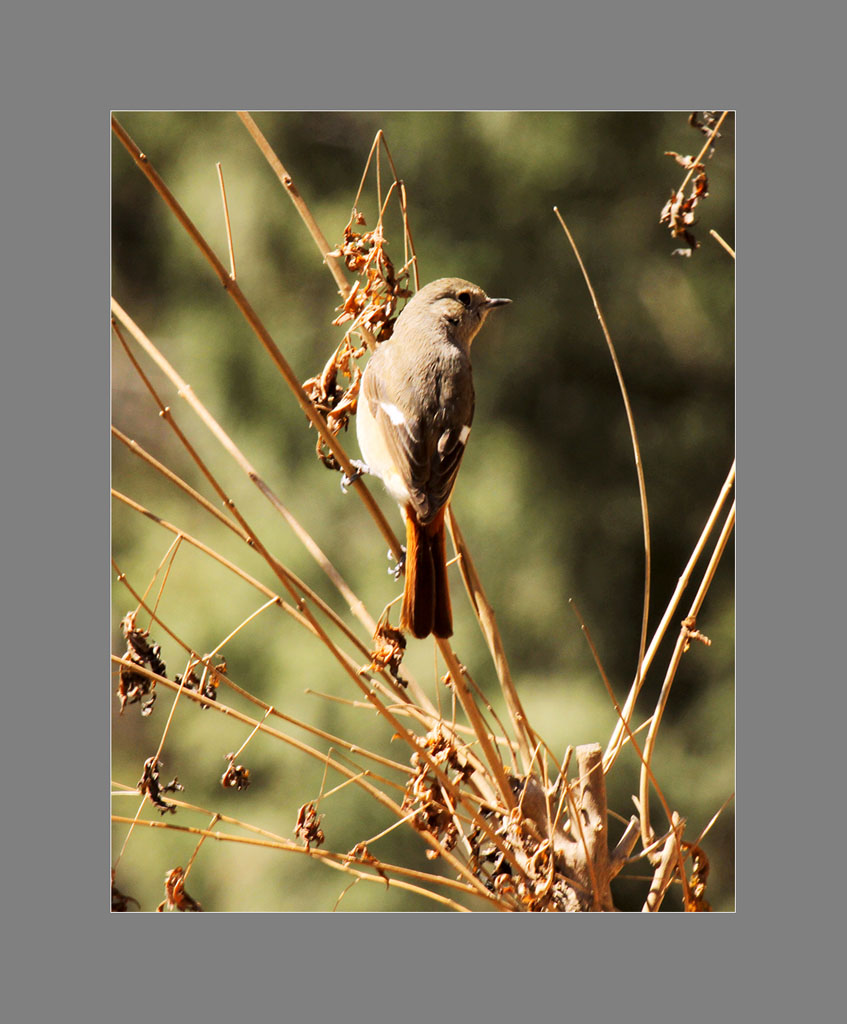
[660,111,726,254]
[364,621,407,683]
[174,657,223,708]
[110,870,140,912]
[403,726,475,859]
[221,754,251,791]
[682,842,712,912]
[157,866,203,912]
[117,612,165,715]
[294,801,326,850]
[137,756,184,815]
[302,210,412,469]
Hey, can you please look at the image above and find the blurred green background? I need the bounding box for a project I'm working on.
[112,111,734,911]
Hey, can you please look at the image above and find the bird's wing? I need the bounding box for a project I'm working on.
[362,349,474,524]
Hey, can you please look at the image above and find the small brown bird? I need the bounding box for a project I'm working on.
[356,278,511,638]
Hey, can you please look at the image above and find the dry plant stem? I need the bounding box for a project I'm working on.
[111,301,382,637]
[569,600,678,831]
[111,818,479,912]
[437,638,517,813]
[112,511,519,870]
[568,602,690,902]
[689,790,735,851]
[111,504,494,840]
[137,533,183,627]
[112,333,432,712]
[115,569,412,781]
[571,746,613,910]
[216,162,236,280]
[111,425,389,685]
[151,660,191,765]
[605,459,736,770]
[609,817,642,879]
[182,813,220,881]
[111,497,409,728]
[639,499,735,848]
[520,745,617,910]
[236,112,350,300]
[112,658,496,898]
[228,708,273,764]
[207,598,280,662]
[352,131,384,213]
[350,131,420,292]
[114,119,513,812]
[562,769,603,907]
[642,813,684,912]
[709,229,735,259]
[114,298,436,720]
[447,510,536,771]
[555,208,652,756]
[398,182,420,291]
[110,117,400,562]
[677,112,731,196]
[113,791,152,868]
[111,497,435,755]
[112,426,248,542]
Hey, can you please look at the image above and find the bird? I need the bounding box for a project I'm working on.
[355,277,511,638]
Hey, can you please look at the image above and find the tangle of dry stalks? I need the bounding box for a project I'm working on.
[111,112,733,912]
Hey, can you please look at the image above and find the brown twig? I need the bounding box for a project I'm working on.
[216,162,236,280]
[554,208,652,765]
[447,511,536,771]
[111,815,483,912]
[111,656,496,899]
[642,813,685,912]
[709,228,736,259]
[236,112,350,297]
[638,500,735,848]
[111,116,400,561]
[605,459,736,770]
[111,299,387,628]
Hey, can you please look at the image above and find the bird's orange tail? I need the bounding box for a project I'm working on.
[401,508,452,639]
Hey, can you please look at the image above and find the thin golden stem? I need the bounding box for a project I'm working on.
[437,638,517,813]
[227,707,273,763]
[111,299,386,625]
[568,599,681,860]
[555,207,652,765]
[111,117,399,558]
[677,112,731,196]
[216,162,236,279]
[113,560,414,778]
[110,816,486,911]
[111,657,494,898]
[638,500,735,848]
[605,459,736,770]
[183,813,220,881]
[709,228,735,259]
[235,112,349,296]
[447,510,535,770]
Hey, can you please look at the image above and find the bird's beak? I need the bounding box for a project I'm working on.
[483,296,512,309]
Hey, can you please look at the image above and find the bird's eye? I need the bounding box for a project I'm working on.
[457,291,471,307]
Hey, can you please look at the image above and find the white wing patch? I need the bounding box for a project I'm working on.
[459,424,472,446]
[380,401,406,426]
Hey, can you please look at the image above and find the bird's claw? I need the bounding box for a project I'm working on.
[388,546,406,580]
[341,460,369,493]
